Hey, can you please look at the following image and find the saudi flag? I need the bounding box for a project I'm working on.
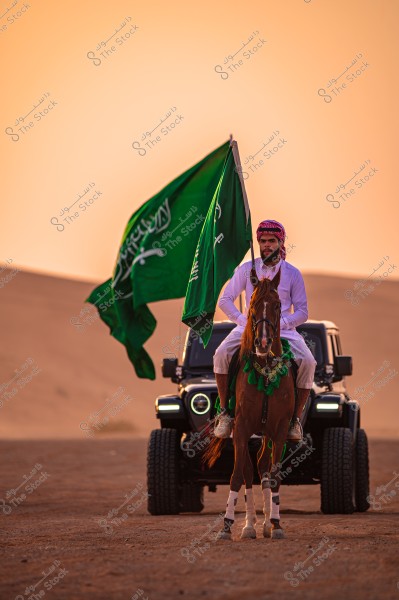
[86,140,232,380]
[182,141,252,346]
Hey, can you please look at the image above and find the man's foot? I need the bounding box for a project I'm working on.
[286,418,303,441]
[214,412,233,438]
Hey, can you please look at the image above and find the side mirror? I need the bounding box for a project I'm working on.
[334,355,353,377]
[162,358,178,378]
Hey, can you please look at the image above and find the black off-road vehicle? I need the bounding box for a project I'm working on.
[147,320,370,516]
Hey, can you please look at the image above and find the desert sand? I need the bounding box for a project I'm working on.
[1,438,398,600]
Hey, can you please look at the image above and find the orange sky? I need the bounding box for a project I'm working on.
[1,0,398,283]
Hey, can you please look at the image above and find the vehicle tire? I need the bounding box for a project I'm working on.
[147,428,180,515]
[180,483,204,513]
[355,428,370,512]
[321,427,354,514]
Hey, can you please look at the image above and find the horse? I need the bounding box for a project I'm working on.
[204,268,296,540]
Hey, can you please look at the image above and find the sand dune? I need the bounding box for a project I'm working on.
[0,268,398,440]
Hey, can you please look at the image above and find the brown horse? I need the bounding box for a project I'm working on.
[204,268,295,540]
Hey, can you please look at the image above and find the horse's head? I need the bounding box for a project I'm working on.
[240,268,281,359]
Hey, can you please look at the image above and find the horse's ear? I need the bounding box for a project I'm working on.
[270,267,281,290]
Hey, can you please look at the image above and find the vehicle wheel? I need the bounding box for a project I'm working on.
[180,483,204,513]
[147,429,180,515]
[355,429,370,512]
[321,427,354,514]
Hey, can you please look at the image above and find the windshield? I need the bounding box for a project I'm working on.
[184,328,234,369]
[297,328,324,369]
[183,324,325,371]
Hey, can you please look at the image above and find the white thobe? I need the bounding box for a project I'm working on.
[213,258,317,388]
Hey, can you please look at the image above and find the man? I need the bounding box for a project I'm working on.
[213,219,317,439]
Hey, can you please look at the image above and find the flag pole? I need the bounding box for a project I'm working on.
[230,137,256,274]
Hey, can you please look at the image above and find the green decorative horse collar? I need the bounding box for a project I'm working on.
[243,338,294,395]
[215,339,294,416]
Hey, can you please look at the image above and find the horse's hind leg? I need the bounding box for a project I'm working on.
[241,446,257,539]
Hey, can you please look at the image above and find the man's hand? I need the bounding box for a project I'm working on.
[280,316,291,330]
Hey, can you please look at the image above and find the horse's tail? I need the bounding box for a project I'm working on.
[201,436,226,469]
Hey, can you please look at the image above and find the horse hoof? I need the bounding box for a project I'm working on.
[216,530,232,540]
[240,526,256,539]
[263,525,271,538]
[271,528,285,540]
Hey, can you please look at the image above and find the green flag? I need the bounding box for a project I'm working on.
[86,140,231,380]
[181,141,252,346]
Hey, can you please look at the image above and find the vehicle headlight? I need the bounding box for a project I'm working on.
[316,402,340,411]
[190,393,211,415]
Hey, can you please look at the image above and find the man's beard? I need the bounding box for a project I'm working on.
[261,248,280,264]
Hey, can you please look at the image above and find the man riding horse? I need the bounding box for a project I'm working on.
[213,219,317,440]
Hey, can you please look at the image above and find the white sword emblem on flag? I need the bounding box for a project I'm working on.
[214,233,224,247]
[132,246,167,266]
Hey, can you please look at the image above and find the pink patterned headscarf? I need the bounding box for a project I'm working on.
[256,220,286,260]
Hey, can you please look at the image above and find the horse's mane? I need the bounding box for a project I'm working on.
[239,278,279,361]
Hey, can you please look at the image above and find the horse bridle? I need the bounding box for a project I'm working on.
[251,302,281,357]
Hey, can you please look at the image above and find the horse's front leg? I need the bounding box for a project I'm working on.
[240,445,257,539]
[218,434,248,540]
[268,439,286,539]
[257,436,274,539]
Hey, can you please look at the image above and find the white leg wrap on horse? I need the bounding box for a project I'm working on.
[270,492,280,520]
[225,490,239,521]
[244,488,257,526]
